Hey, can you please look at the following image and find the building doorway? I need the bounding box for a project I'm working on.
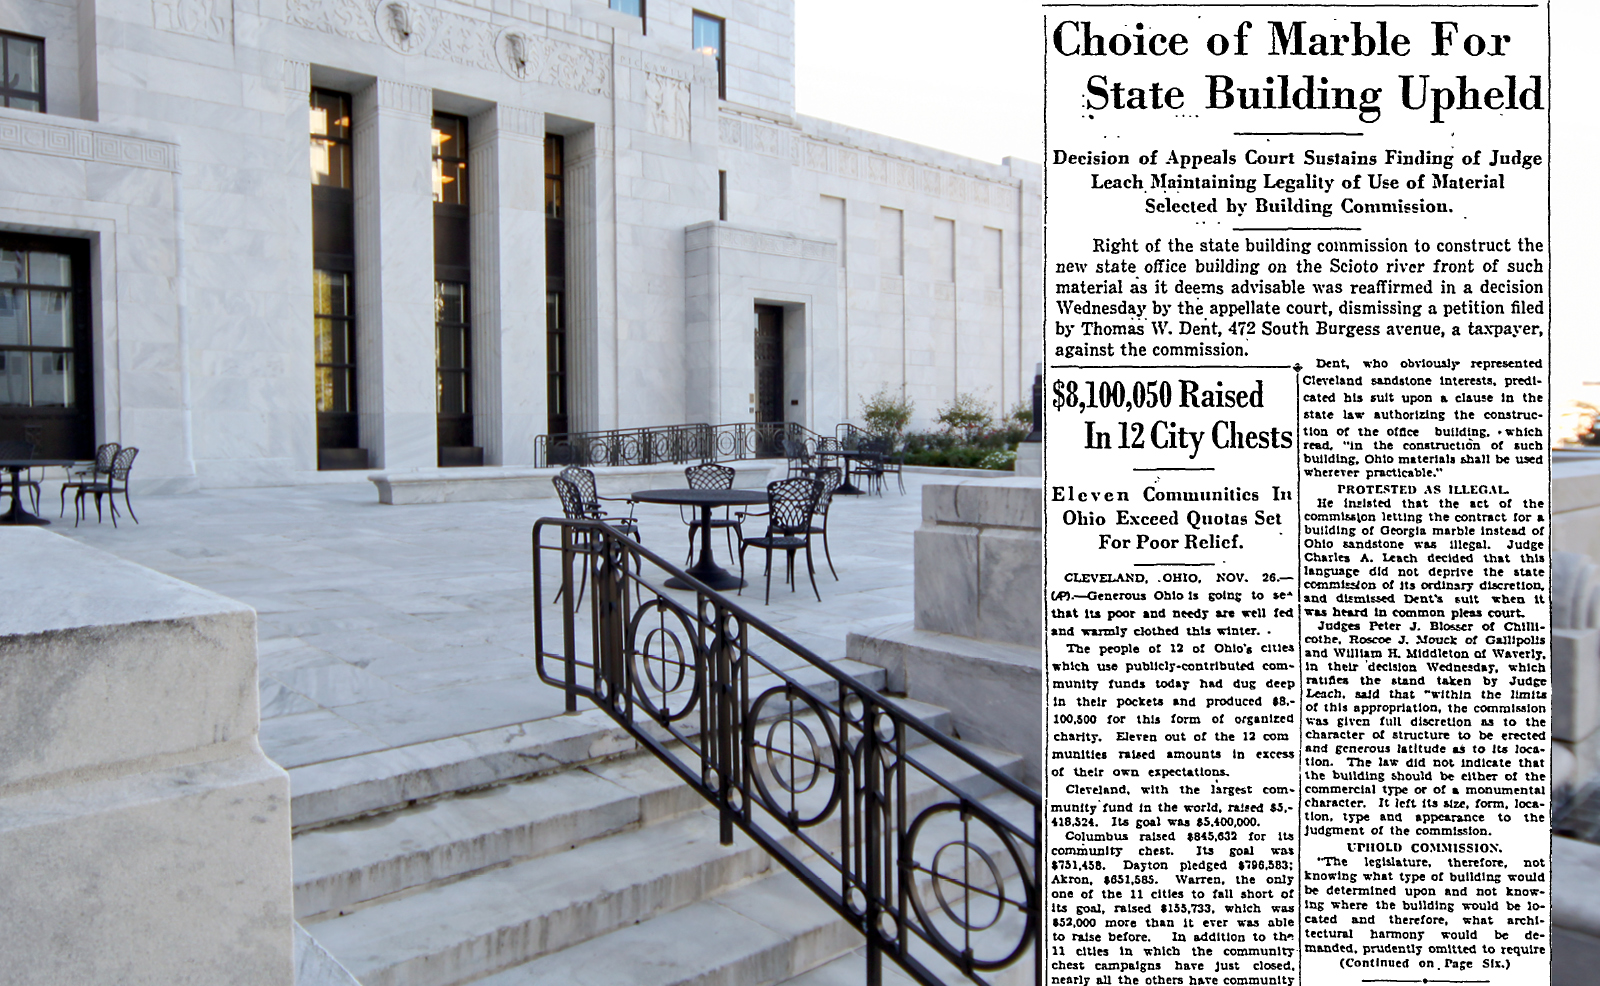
[0,234,93,458]
[754,304,784,455]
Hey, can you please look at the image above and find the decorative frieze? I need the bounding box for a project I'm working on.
[153,0,233,42]
[287,0,378,44]
[696,225,836,264]
[0,115,179,172]
[617,50,693,84]
[285,0,611,96]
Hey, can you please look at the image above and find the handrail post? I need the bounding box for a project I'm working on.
[863,695,883,986]
[560,525,578,714]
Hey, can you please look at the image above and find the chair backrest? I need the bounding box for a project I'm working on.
[109,446,138,482]
[0,439,36,459]
[551,474,588,520]
[781,437,809,464]
[765,476,820,534]
[812,467,840,518]
[95,442,121,474]
[559,465,600,509]
[815,436,840,453]
[685,462,735,491]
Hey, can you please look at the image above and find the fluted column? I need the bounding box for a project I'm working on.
[563,125,615,433]
[352,80,435,469]
[282,60,317,473]
[468,106,545,465]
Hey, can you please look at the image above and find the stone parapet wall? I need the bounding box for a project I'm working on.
[0,528,294,985]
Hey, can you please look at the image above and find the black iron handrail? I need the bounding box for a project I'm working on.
[537,421,826,467]
[531,518,1040,986]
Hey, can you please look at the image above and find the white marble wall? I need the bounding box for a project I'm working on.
[683,220,839,428]
[0,0,1037,487]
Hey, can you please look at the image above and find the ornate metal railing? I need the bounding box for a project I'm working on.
[531,519,1039,986]
[537,421,825,467]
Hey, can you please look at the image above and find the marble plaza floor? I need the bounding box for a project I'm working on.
[48,468,930,772]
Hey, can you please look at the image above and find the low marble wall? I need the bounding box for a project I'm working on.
[849,478,1042,783]
[1556,454,1600,561]
[0,528,294,986]
[915,478,1042,647]
[370,461,778,504]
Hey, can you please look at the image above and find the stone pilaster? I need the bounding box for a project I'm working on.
[353,79,435,469]
[468,106,546,465]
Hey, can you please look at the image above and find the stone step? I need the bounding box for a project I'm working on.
[287,660,892,831]
[305,807,778,986]
[470,869,859,986]
[302,741,1024,986]
[294,692,960,921]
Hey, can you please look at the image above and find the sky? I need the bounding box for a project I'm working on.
[793,1,1043,167]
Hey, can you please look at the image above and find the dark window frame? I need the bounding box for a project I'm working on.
[610,0,645,30]
[434,279,472,445]
[0,234,92,456]
[431,111,469,207]
[0,31,45,113]
[310,88,353,190]
[692,11,725,100]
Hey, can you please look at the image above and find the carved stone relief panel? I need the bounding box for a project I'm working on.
[645,73,689,141]
[153,0,232,42]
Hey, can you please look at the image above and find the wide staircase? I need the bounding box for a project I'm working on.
[290,521,1038,986]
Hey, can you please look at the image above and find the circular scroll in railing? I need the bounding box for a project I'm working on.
[715,430,741,459]
[617,435,642,466]
[746,685,844,828]
[626,598,705,723]
[846,885,867,916]
[904,802,1036,971]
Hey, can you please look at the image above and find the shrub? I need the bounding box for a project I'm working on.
[979,448,1017,471]
[934,392,994,439]
[858,386,914,444]
[1006,399,1033,428]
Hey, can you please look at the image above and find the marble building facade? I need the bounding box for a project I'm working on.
[0,0,1041,491]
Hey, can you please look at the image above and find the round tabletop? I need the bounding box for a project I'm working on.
[0,459,78,468]
[631,487,769,507]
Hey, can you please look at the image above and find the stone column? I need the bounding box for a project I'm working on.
[563,125,616,433]
[282,60,318,473]
[353,80,435,469]
[468,106,545,465]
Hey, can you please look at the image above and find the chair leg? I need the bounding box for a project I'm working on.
[124,488,137,524]
[737,542,747,596]
[763,548,774,605]
[60,483,69,518]
[821,528,837,580]
[804,543,821,602]
[686,523,697,565]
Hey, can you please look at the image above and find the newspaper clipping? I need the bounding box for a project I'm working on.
[1041,4,1551,984]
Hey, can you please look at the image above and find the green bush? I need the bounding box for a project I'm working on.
[1006,399,1033,428]
[858,386,914,444]
[934,392,994,439]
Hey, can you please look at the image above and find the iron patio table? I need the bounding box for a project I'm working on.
[631,487,769,591]
[0,459,77,525]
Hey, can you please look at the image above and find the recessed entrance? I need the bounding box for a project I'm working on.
[754,304,783,453]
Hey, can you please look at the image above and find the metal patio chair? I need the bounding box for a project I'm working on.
[682,462,741,564]
[73,446,138,527]
[559,465,641,541]
[60,442,119,518]
[736,476,822,604]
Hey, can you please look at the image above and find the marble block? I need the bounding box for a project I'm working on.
[1554,628,1600,743]
[914,479,1042,648]
[0,527,293,986]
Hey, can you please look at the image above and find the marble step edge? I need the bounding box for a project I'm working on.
[287,660,895,832]
[304,745,1030,986]
[307,808,783,986]
[292,697,965,921]
[470,868,863,986]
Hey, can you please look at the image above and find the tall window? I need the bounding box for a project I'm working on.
[310,90,352,189]
[545,135,568,437]
[0,32,44,112]
[313,270,356,433]
[692,12,724,100]
[431,113,468,205]
[435,281,471,446]
[0,235,92,456]
[310,89,362,467]
[433,113,475,462]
